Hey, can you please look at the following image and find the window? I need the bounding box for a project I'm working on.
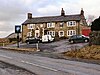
[47,31,55,36]
[59,31,64,37]
[52,23,55,27]
[67,21,76,27]
[47,22,55,28]
[67,30,76,36]
[40,24,43,27]
[27,24,35,29]
[77,35,82,38]
[27,32,32,37]
[60,22,64,27]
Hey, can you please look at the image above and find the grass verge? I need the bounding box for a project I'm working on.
[63,45,100,60]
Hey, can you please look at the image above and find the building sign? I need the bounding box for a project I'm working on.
[15,25,21,33]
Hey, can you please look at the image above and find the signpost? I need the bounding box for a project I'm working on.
[15,25,21,48]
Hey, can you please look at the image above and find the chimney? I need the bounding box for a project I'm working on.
[61,8,65,16]
[80,8,84,15]
[27,13,32,19]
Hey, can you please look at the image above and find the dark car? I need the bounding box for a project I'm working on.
[25,37,42,44]
[69,35,89,43]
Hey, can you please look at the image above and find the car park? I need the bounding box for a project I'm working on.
[25,35,55,44]
[68,35,89,43]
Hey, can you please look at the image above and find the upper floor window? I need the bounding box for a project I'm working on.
[40,24,43,27]
[47,22,55,28]
[27,24,35,29]
[67,21,76,27]
[60,22,64,27]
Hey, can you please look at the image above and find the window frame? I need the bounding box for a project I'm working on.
[67,30,76,36]
[27,24,35,29]
[27,32,32,37]
[47,22,55,28]
[47,31,55,37]
[67,21,76,27]
[59,31,64,37]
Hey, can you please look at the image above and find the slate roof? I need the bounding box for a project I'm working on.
[22,14,81,25]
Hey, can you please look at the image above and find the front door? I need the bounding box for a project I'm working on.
[35,30,40,38]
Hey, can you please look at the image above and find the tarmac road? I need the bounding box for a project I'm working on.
[0,61,36,75]
[0,49,100,75]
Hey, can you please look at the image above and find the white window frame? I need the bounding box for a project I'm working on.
[67,30,76,36]
[27,24,35,29]
[67,21,76,27]
[47,31,55,37]
[47,22,55,28]
[27,32,32,37]
[59,31,64,37]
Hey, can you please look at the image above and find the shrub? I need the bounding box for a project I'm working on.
[8,38,22,43]
[89,31,100,45]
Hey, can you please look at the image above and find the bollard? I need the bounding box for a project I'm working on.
[3,43,5,47]
[36,41,40,51]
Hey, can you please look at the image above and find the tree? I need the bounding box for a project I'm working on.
[87,15,95,26]
[91,17,100,31]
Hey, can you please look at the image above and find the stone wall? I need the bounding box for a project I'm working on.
[89,31,100,45]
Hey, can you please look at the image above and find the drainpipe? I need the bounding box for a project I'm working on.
[42,28,44,36]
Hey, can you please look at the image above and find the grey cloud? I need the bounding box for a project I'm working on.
[0,0,30,37]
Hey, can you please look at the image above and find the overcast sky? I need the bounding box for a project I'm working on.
[0,0,100,38]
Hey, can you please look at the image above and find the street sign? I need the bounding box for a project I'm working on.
[15,25,21,48]
[15,25,21,33]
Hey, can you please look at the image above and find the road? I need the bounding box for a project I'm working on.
[0,49,100,75]
[0,61,35,75]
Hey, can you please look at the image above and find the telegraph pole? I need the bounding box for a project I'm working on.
[17,33,19,48]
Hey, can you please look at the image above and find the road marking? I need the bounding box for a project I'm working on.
[0,55,13,59]
[21,60,58,72]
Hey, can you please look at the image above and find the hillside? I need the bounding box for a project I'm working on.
[6,33,21,38]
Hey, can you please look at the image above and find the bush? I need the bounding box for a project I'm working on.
[8,38,22,43]
[89,31,100,45]
[91,17,100,31]
[63,45,100,60]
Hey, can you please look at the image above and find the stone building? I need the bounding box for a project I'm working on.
[22,8,87,42]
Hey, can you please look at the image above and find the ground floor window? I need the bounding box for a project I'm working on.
[47,31,55,37]
[27,32,32,37]
[59,31,64,37]
[67,30,76,36]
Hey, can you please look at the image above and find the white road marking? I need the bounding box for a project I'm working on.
[0,55,13,59]
[21,60,58,72]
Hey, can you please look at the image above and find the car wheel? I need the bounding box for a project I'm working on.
[70,40,74,43]
[84,39,88,42]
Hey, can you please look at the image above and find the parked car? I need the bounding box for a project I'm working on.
[68,35,89,43]
[25,37,42,44]
[42,35,55,43]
